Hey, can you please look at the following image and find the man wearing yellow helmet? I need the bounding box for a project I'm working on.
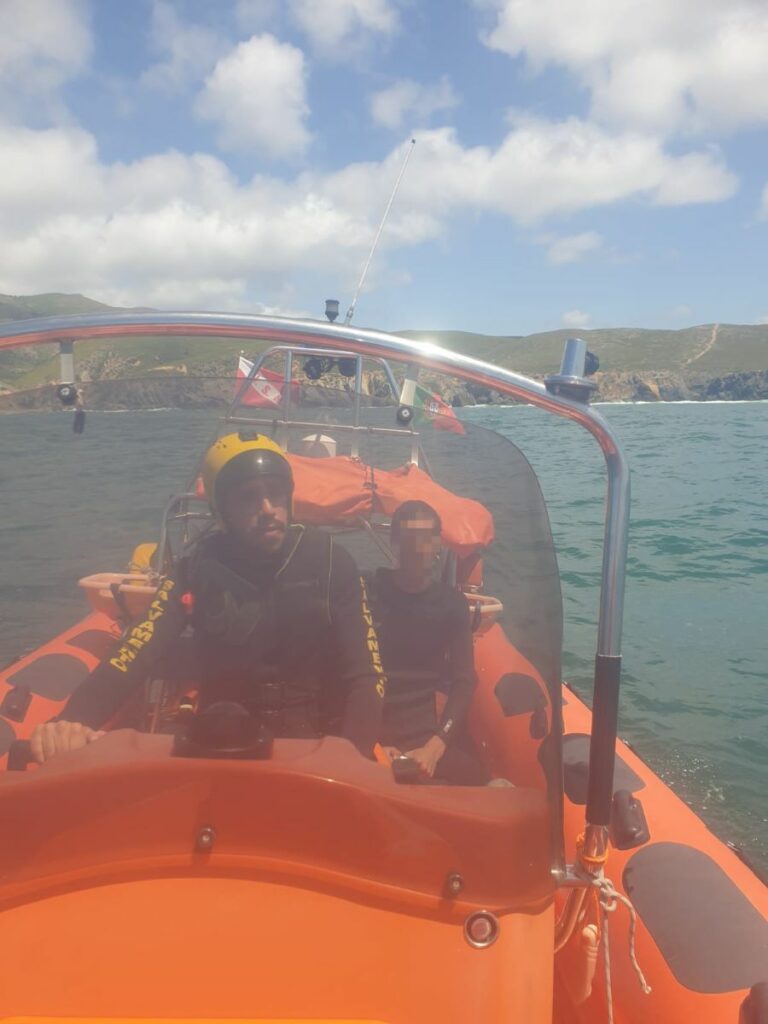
[30,433,386,762]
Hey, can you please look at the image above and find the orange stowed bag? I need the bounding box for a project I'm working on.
[288,454,374,525]
[195,455,374,522]
[287,454,494,557]
[373,462,495,558]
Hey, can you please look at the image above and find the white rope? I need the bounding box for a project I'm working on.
[588,875,652,1023]
[601,897,615,1024]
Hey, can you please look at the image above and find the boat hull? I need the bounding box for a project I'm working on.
[0,613,766,1022]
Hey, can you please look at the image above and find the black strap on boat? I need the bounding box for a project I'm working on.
[110,582,133,624]
[470,599,483,633]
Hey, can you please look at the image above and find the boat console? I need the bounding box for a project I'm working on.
[0,729,554,915]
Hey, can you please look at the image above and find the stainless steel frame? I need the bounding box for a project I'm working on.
[236,345,404,460]
[156,492,211,572]
[0,310,630,866]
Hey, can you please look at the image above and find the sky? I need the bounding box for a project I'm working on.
[2,0,768,335]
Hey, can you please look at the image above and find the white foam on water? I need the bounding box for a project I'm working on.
[470,399,768,410]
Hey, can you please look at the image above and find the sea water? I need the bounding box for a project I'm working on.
[1,402,766,873]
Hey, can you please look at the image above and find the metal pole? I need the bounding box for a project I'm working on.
[351,356,363,458]
[278,350,293,449]
[59,340,75,383]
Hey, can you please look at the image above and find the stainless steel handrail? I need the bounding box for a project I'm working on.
[236,344,404,460]
[225,416,418,437]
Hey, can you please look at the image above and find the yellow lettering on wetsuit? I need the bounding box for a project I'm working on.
[109,578,175,674]
[360,577,386,699]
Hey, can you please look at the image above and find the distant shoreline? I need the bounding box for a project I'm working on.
[4,396,768,416]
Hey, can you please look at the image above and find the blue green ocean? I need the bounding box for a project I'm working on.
[1,402,766,872]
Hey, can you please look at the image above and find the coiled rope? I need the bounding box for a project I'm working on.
[588,874,652,1023]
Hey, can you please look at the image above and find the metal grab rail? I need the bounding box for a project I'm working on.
[232,344,406,461]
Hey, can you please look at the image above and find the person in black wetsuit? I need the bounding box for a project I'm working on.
[30,433,385,764]
[370,500,489,785]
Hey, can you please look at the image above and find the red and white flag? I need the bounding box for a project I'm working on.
[414,383,465,435]
[236,356,285,408]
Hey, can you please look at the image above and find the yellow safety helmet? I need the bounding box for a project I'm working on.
[201,433,293,521]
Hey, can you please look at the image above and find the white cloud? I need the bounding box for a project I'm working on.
[0,117,740,311]
[671,304,693,319]
[562,310,591,328]
[652,148,736,205]
[290,0,398,54]
[378,117,735,223]
[542,231,602,265]
[141,0,227,93]
[195,35,311,157]
[0,123,359,309]
[0,0,91,119]
[370,77,458,129]
[759,183,768,219]
[482,0,768,136]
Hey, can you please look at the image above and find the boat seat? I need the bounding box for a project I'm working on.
[623,842,768,993]
[78,572,157,621]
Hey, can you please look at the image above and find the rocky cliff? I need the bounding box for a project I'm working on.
[590,369,768,403]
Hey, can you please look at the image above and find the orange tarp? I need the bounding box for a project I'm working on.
[195,455,494,555]
[288,454,372,524]
[288,454,494,556]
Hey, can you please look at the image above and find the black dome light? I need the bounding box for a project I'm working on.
[304,356,325,380]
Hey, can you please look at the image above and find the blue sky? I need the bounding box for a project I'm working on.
[2,0,768,335]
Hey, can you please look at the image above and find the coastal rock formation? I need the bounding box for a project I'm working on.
[591,370,768,403]
[4,368,767,413]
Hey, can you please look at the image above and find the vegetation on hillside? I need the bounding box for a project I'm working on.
[399,325,768,376]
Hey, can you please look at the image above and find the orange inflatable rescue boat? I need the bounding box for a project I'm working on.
[0,312,765,1023]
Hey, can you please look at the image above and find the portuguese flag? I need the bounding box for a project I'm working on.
[413,384,465,434]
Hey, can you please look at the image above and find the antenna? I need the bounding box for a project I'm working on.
[344,138,416,326]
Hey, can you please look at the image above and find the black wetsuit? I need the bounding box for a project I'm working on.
[62,526,385,756]
[369,568,489,785]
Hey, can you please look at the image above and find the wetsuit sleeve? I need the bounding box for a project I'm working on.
[437,593,476,744]
[328,544,385,757]
[59,575,187,729]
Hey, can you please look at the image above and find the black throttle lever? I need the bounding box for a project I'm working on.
[391,755,426,784]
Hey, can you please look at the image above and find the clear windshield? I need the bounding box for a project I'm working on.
[0,346,564,874]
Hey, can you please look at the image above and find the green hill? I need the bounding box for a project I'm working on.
[1,293,767,403]
[0,293,128,388]
[0,292,117,321]
[399,325,768,376]
[0,293,266,391]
